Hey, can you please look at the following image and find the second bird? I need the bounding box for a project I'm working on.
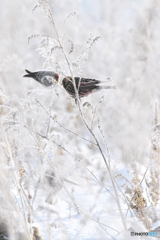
[62,76,116,100]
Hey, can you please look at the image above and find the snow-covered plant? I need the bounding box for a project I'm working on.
[1,0,160,239]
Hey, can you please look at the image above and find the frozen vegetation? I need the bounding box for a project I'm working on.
[1,0,160,239]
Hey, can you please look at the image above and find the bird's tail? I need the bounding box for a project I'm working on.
[23,69,35,78]
[99,85,116,89]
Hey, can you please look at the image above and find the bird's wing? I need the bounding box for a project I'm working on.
[76,78,100,87]
[41,76,55,86]
[65,78,99,91]
[65,82,76,97]
[32,71,56,87]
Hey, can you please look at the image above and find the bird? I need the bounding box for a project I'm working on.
[62,76,116,101]
[23,69,59,87]
[23,70,116,101]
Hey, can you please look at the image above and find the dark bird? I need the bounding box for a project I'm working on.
[23,69,59,87]
[62,76,116,100]
[23,70,116,100]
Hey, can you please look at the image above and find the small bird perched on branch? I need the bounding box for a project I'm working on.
[62,76,116,100]
[23,69,59,87]
[23,69,116,101]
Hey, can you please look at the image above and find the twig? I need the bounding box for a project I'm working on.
[91,91,109,130]
[35,99,97,146]
[61,182,80,214]
[45,105,51,137]
[60,195,119,240]
[32,178,40,206]
[140,164,149,185]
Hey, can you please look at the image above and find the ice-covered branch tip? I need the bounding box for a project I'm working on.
[63,11,77,28]
[28,34,55,44]
[33,0,52,19]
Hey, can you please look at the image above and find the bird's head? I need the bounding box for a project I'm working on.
[62,77,72,87]
[54,73,59,82]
